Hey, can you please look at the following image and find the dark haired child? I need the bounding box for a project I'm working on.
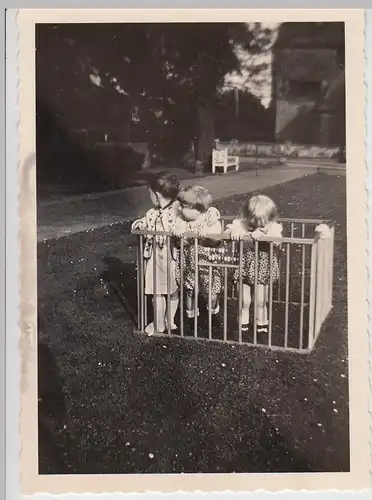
[131,171,180,335]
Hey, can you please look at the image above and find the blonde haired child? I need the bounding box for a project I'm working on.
[173,185,222,319]
[225,194,283,333]
[131,171,180,335]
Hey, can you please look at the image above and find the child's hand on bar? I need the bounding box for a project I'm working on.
[251,228,267,241]
[131,219,145,231]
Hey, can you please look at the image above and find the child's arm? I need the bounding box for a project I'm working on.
[131,209,156,232]
[224,218,248,241]
[198,220,223,247]
[172,217,188,237]
[131,216,147,232]
[252,222,283,245]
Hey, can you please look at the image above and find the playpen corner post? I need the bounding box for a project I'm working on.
[308,240,317,350]
[329,226,335,310]
[137,234,145,332]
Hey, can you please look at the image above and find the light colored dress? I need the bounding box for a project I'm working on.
[131,202,179,295]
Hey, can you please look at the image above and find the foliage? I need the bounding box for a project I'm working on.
[36,23,275,164]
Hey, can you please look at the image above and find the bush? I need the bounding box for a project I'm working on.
[93,143,145,188]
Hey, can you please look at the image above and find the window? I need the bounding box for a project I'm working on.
[288,80,322,101]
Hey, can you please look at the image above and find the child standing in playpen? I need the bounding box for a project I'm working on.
[173,185,222,319]
[225,194,283,333]
[131,172,180,335]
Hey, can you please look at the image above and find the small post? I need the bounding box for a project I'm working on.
[268,242,273,347]
[153,241,158,332]
[284,242,290,348]
[180,238,184,337]
[166,236,171,334]
[238,240,244,343]
[194,237,199,336]
[223,266,228,341]
[208,266,213,340]
[253,240,258,344]
[138,235,145,331]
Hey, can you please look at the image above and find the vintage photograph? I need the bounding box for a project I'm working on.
[16,8,369,495]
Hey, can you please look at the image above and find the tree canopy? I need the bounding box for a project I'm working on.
[36,22,275,166]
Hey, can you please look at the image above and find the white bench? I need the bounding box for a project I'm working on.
[212,149,239,174]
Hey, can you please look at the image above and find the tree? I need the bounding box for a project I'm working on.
[36,22,275,170]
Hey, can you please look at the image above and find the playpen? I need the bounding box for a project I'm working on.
[132,217,334,353]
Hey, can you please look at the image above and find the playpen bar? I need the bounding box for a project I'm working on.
[323,234,333,324]
[141,330,311,353]
[308,242,317,349]
[290,222,294,238]
[299,243,306,350]
[166,236,171,335]
[194,238,199,336]
[136,241,140,330]
[268,242,273,347]
[274,300,309,306]
[133,229,313,245]
[238,240,244,343]
[328,227,335,309]
[223,267,228,341]
[208,266,212,340]
[180,238,185,337]
[138,235,145,331]
[198,262,239,269]
[253,240,258,345]
[232,241,237,299]
[219,216,333,224]
[153,242,158,332]
[284,243,290,348]
[315,240,325,338]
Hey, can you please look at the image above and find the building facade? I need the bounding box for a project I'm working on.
[272,22,345,148]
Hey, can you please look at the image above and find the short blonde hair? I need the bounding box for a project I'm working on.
[177,185,212,213]
[242,195,278,229]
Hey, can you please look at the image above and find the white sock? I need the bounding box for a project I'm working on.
[153,296,166,332]
[241,308,250,325]
[167,298,179,329]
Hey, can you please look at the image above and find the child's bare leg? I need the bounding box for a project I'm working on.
[145,294,166,335]
[210,293,219,311]
[241,284,252,327]
[255,285,269,329]
[186,290,199,318]
[165,291,179,330]
[186,290,194,313]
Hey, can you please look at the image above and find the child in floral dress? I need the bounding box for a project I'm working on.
[225,194,283,333]
[173,186,222,318]
[131,172,180,335]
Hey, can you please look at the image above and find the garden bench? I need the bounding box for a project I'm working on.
[212,148,239,174]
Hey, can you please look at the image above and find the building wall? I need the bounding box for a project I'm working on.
[273,46,345,146]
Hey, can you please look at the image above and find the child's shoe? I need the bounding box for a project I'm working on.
[209,303,220,315]
[257,323,269,334]
[165,318,178,331]
[144,322,165,336]
[241,323,250,332]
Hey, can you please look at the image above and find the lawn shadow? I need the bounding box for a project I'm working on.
[38,341,73,474]
[101,255,138,325]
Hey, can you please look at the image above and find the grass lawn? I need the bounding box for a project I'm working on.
[37,173,349,474]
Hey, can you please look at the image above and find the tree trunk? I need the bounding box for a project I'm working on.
[194,100,215,173]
